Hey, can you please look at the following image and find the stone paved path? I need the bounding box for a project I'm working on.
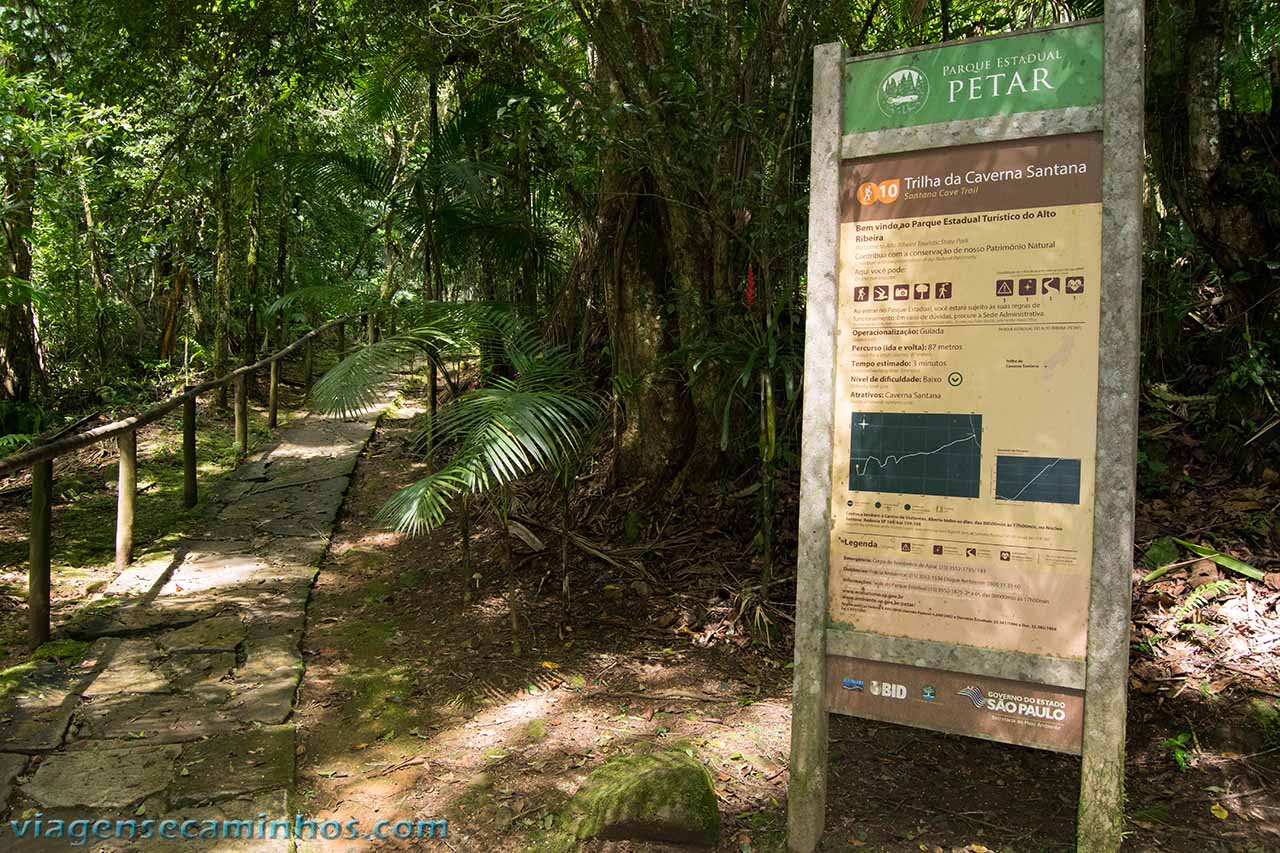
[0,402,389,850]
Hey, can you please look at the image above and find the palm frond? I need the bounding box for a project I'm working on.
[435,387,598,494]
[353,55,425,123]
[311,326,468,419]
[311,302,517,418]
[311,337,421,418]
[376,468,476,536]
[265,282,379,320]
[283,151,396,201]
[385,387,599,536]
[315,300,600,536]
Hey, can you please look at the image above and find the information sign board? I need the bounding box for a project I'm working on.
[789,11,1143,852]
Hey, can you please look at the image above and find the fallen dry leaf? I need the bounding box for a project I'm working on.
[1189,559,1220,587]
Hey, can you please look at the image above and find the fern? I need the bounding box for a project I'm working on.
[1172,579,1236,624]
[0,432,35,453]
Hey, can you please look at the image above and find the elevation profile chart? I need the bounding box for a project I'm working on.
[848,412,982,498]
[995,455,1082,504]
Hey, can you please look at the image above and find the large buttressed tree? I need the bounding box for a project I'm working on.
[1147,0,1280,324]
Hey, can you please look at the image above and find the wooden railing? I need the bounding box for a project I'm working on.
[0,317,352,646]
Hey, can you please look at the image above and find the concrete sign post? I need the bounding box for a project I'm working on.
[790,7,1142,852]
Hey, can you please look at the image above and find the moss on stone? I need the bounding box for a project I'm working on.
[556,750,720,847]
[0,661,36,703]
[32,639,89,663]
[1247,698,1280,747]
[61,595,123,637]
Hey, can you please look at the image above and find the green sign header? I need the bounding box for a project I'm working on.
[842,22,1103,135]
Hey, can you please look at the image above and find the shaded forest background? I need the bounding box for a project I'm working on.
[1,0,1278,609]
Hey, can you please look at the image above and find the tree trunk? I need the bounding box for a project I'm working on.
[591,34,696,490]
[500,485,521,656]
[244,173,262,365]
[560,473,571,621]
[213,147,233,407]
[598,166,696,492]
[188,267,208,345]
[78,173,111,295]
[273,191,293,350]
[158,257,190,360]
[371,218,400,344]
[1146,0,1280,323]
[460,493,473,605]
[78,172,113,365]
[1,159,40,402]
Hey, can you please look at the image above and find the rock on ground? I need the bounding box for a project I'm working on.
[559,750,721,847]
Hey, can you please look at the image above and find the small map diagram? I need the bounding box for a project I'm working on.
[995,455,1082,504]
[849,412,982,498]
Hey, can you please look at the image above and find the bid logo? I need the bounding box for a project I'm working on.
[857,179,901,206]
[869,680,907,699]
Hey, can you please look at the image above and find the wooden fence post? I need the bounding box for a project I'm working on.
[268,360,280,429]
[29,459,53,646]
[183,395,198,507]
[115,429,136,570]
[234,374,249,452]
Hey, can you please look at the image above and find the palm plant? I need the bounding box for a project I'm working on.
[312,304,601,653]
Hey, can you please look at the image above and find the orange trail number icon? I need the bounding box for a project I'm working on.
[857,179,900,206]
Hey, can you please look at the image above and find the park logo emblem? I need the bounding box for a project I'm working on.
[878,67,929,117]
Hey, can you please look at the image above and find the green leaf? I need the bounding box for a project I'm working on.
[1172,538,1265,581]
[1141,536,1183,582]
[1142,536,1180,569]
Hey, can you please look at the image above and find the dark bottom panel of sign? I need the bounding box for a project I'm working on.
[825,655,1083,755]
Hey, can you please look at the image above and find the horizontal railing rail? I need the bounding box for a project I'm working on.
[6,315,356,645]
[0,316,351,477]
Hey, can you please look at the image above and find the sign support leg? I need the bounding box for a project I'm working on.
[787,40,843,853]
[787,615,829,853]
[1078,3,1143,850]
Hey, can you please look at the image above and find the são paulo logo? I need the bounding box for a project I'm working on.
[958,685,1068,722]
[878,67,930,117]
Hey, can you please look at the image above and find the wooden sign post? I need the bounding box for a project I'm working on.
[790,6,1142,851]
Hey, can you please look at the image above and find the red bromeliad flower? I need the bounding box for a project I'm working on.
[745,264,756,309]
